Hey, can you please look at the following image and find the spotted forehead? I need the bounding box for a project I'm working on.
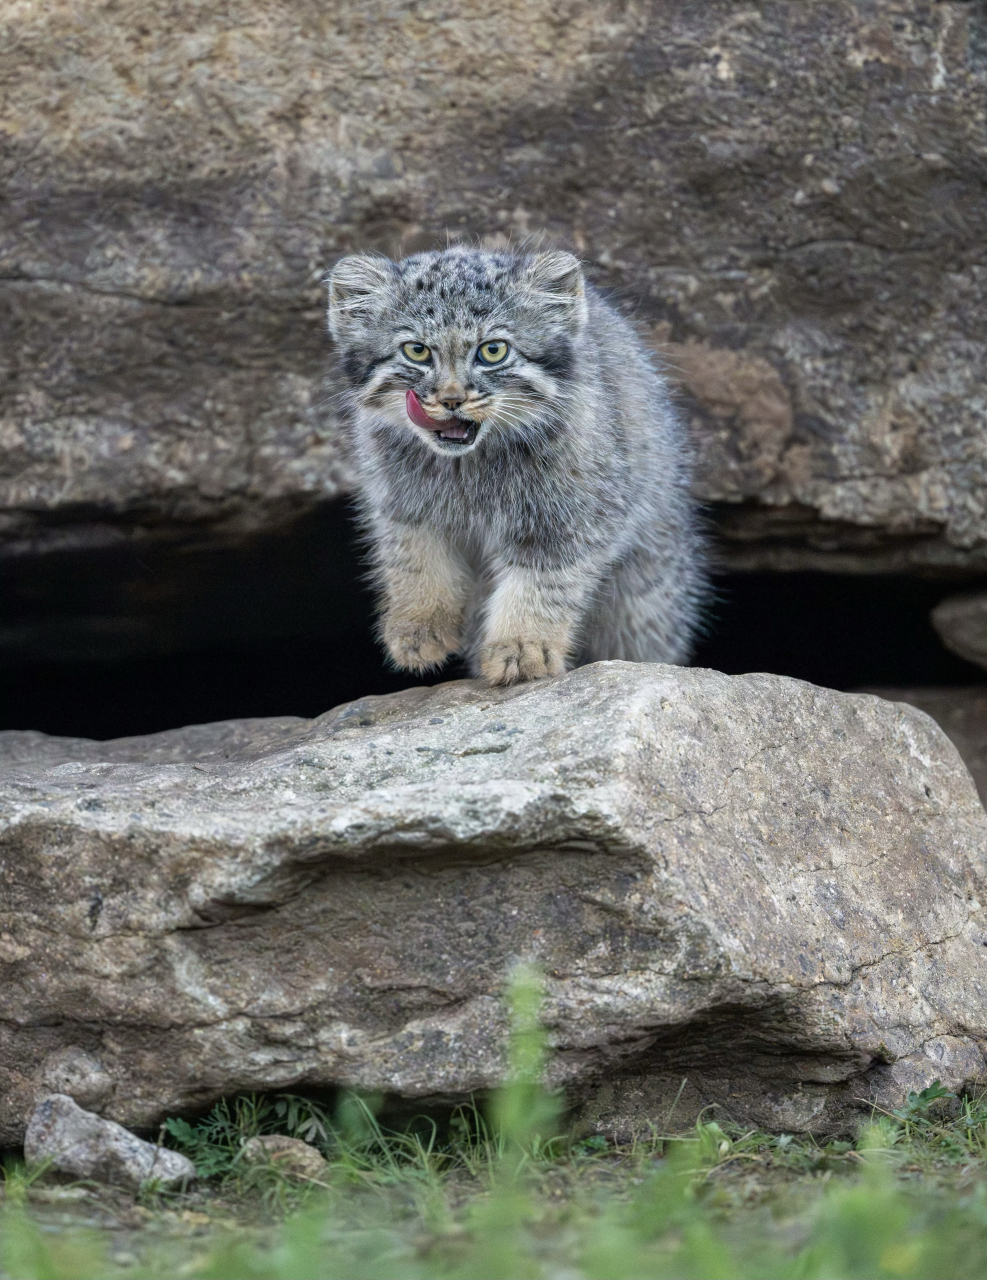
[399,248,515,288]
[394,249,517,321]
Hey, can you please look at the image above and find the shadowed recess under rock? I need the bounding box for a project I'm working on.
[0,495,984,741]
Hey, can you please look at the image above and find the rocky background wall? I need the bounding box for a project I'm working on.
[1,0,985,761]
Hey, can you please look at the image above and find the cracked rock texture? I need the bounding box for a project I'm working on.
[0,0,984,588]
[0,662,984,1141]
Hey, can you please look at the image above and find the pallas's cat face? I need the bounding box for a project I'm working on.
[327,247,587,456]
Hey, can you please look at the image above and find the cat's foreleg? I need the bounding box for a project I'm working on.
[376,523,471,673]
[478,560,592,686]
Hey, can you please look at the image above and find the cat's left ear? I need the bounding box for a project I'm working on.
[522,250,588,333]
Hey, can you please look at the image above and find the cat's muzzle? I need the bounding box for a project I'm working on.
[406,389,480,450]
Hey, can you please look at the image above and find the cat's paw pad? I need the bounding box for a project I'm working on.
[480,638,567,686]
[384,618,460,673]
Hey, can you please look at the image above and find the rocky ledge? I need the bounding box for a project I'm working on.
[1,663,985,1142]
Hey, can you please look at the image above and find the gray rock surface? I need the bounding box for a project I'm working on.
[932,594,987,672]
[1,1,983,579]
[38,1047,116,1114]
[1,663,984,1139]
[24,1095,196,1190]
[858,685,987,807]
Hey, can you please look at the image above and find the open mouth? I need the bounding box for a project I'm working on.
[405,389,479,449]
[432,419,478,448]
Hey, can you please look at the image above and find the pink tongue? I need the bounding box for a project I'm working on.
[405,388,465,437]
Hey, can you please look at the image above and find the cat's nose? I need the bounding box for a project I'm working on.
[438,385,466,410]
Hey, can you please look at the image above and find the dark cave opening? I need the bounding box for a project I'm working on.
[0,502,983,742]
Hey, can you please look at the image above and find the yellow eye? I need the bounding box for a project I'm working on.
[402,342,431,363]
[477,340,509,365]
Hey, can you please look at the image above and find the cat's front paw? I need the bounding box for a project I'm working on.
[384,616,461,673]
[479,638,567,686]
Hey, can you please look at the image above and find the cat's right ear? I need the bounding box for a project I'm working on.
[326,254,398,338]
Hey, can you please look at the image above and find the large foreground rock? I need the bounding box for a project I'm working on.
[0,663,985,1141]
[1,0,983,607]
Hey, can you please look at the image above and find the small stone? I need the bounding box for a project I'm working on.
[931,593,987,671]
[241,1135,329,1182]
[24,1095,196,1191]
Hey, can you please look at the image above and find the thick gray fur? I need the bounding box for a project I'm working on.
[326,245,708,686]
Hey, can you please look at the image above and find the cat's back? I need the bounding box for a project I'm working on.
[579,285,690,481]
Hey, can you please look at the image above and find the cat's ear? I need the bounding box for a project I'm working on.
[522,250,588,332]
[326,254,399,338]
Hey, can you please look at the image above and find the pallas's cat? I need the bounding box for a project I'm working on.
[327,246,707,686]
